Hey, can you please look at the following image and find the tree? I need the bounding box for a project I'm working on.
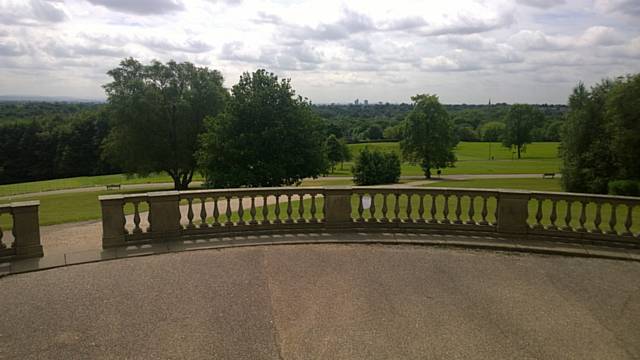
[352,147,400,185]
[502,104,543,159]
[325,134,343,172]
[480,121,505,142]
[198,69,328,188]
[606,74,640,181]
[366,124,383,140]
[400,94,458,179]
[560,81,616,193]
[102,58,226,190]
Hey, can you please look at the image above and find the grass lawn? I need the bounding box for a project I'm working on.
[331,141,561,177]
[422,178,563,192]
[1,142,561,196]
[0,173,206,197]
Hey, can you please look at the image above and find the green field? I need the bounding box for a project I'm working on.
[328,141,561,177]
[422,178,563,192]
[0,142,561,197]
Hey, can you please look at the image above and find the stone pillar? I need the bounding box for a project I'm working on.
[148,191,181,241]
[497,191,530,234]
[99,195,126,248]
[324,187,353,226]
[12,201,44,258]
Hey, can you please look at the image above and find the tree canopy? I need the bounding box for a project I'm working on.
[198,69,328,188]
[502,104,543,159]
[102,58,227,190]
[400,94,458,178]
[561,74,640,194]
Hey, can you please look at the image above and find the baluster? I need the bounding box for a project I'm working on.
[274,194,282,224]
[454,195,462,224]
[212,197,220,226]
[237,196,245,225]
[547,200,558,230]
[532,198,543,230]
[249,196,257,225]
[466,196,476,225]
[369,194,377,222]
[199,197,208,228]
[607,203,618,235]
[393,193,401,223]
[285,194,293,224]
[417,194,425,223]
[0,220,5,249]
[224,196,233,226]
[147,203,153,232]
[577,201,587,232]
[562,200,573,231]
[479,196,489,225]
[442,194,450,224]
[380,193,389,223]
[406,194,413,223]
[357,193,365,222]
[298,193,305,223]
[309,194,318,223]
[593,202,602,233]
[186,198,195,229]
[429,195,437,224]
[622,204,634,237]
[133,201,143,233]
[262,195,270,225]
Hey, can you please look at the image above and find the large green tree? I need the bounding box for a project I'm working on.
[561,74,640,194]
[502,104,543,159]
[102,58,226,190]
[400,94,457,179]
[198,69,328,188]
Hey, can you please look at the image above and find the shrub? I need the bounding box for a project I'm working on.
[608,180,640,196]
[352,147,401,185]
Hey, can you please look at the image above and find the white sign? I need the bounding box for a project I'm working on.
[362,195,372,210]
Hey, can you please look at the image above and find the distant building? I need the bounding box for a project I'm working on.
[364,99,368,106]
[354,99,359,105]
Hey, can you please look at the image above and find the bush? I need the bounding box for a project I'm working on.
[608,180,640,196]
[352,147,401,185]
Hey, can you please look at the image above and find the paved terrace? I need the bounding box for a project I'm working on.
[1,244,639,359]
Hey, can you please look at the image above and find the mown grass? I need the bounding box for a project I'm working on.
[422,178,563,192]
[1,142,561,196]
[328,141,561,177]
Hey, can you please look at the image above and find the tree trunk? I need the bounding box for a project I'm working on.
[424,167,431,179]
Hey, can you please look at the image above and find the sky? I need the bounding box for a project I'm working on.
[0,0,639,104]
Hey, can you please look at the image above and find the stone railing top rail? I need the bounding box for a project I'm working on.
[0,200,40,211]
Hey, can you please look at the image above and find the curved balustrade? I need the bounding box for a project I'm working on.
[99,187,640,249]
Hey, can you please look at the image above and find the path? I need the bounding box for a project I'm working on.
[1,244,638,359]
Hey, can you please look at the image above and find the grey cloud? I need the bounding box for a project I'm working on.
[596,0,640,17]
[219,42,260,62]
[141,38,214,53]
[0,39,27,56]
[293,9,375,41]
[516,0,566,9]
[0,0,67,25]
[203,0,242,6]
[421,11,514,36]
[380,16,427,31]
[253,12,283,25]
[86,0,184,15]
[344,38,372,53]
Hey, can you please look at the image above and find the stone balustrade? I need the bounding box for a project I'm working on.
[0,201,44,259]
[99,187,640,249]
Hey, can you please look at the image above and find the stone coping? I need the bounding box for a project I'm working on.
[1,232,638,278]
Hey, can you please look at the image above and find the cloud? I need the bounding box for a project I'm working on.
[0,39,26,56]
[516,0,566,9]
[292,9,375,41]
[420,11,514,36]
[0,0,67,25]
[380,16,428,31]
[141,38,214,53]
[85,0,184,15]
[595,0,640,17]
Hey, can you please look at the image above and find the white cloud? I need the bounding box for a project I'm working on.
[0,0,638,103]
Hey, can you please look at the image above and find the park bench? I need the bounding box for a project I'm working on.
[106,184,121,190]
[542,173,555,179]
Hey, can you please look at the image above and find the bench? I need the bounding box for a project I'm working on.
[542,173,555,179]
[106,184,121,190]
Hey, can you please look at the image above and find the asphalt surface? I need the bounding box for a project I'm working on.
[1,244,639,359]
